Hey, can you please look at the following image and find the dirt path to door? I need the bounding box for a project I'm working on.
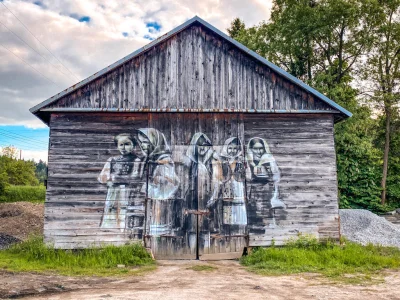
[1,260,400,300]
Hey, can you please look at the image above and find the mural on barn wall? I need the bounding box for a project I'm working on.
[97,128,286,248]
[98,133,146,234]
[246,137,286,231]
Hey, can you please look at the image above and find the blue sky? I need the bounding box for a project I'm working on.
[0,125,49,161]
[0,0,273,161]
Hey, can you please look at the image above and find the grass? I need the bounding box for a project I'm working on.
[0,185,46,203]
[187,264,217,271]
[0,236,156,276]
[241,235,400,284]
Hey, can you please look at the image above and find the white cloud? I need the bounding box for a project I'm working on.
[0,0,273,127]
[0,147,47,162]
[21,149,48,162]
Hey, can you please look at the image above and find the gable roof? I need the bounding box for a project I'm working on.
[30,16,352,122]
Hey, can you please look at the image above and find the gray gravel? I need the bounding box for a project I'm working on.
[340,209,400,247]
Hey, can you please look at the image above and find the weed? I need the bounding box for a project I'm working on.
[187,264,217,271]
[0,236,155,276]
[241,234,400,284]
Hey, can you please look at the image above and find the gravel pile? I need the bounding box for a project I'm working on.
[340,209,400,248]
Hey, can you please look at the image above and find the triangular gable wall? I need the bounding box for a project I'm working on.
[32,19,351,123]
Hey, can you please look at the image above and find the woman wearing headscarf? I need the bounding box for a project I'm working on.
[220,137,247,225]
[98,133,145,232]
[136,128,180,236]
[184,132,223,251]
[246,137,286,228]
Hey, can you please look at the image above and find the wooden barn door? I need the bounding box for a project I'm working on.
[193,113,248,260]
[198,114,247,260]
[145,114,248,260]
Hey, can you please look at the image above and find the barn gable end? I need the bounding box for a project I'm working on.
[31,17,351,124]
[31,17,350,259]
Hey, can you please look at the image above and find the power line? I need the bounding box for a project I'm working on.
[0,42,62,88]
[0,128,48,144]
[0,139,48,150]
[0,141,48,151]
[0,132,48,149]
[1,2,81,82]
[0,20,76,82]
[0,131,47,145]
[0,126,48,141]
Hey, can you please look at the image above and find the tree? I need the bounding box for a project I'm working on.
[227,18,246,40]
[0,146,39,187]
[227,0,394,211]
[362,0,400,204]
[232,0,379,88]
[35,160,48,184]
[1,146,19,159]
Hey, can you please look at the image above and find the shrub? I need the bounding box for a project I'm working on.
[0,185,46,203]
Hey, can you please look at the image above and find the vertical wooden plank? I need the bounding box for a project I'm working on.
[112,71,118,108]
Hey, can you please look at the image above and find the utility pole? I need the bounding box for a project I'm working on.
[20,149,21,160]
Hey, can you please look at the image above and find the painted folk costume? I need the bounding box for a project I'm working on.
[220,137,247,225]
[137,128,180,236]
[98,134,145,232]
[184,133,223,250]
[246,137,286,229]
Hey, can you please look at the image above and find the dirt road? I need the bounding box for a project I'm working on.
[1,260,400,300]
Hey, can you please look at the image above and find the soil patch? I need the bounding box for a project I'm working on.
[0,202,44,244]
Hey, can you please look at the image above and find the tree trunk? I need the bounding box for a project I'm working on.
[381,110,391,205]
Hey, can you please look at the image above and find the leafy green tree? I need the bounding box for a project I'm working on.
[35,160,48,184]
[361,0,400,204]
[227,0,393,211]
[232,0,379,86]
[376,112,400,205]
[0,146,39,187]
[227,18,246,40]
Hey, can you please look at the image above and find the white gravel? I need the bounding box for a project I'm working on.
[340,209,400,248]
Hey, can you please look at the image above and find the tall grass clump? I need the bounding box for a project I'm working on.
[241,234,400,282]
[0,185,46,203]
[0,236,155,276]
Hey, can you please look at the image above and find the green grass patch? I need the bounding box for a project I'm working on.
[187,264,217,271]
[241,235,400,284]
[0,236,155,276]
[0,185,46,203]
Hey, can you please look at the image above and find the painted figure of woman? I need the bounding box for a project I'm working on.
[98,133,144,232]
[184,133,223,250]
[136,128,180,236]
[246,137,286,228]
[220,137,247,225]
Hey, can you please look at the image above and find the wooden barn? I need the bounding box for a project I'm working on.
[30,16,351,260]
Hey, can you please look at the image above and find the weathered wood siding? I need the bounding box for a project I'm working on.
[45,113,339,251]
[244,114,339,246]
[44,24,335,113]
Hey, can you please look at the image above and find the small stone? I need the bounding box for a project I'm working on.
[117,264,125,268]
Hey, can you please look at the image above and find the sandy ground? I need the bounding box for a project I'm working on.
[1,260,400,300]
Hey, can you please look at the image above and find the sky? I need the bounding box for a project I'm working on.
[0,0,273,162]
